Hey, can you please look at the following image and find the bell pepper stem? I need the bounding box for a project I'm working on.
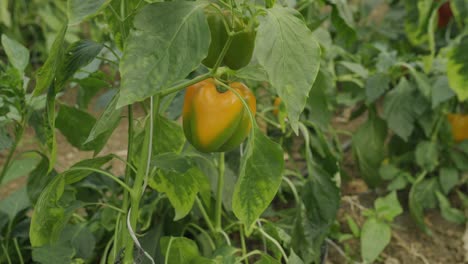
[215,152,225,231]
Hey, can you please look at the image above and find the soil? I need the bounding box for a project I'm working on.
[0,94,466,264]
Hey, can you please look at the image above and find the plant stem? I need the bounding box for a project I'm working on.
[13,238,24,264]
[124,96,160,264]
[215,152,225,231]
[158,72,212,97]
[239,225,249,264]
[1,242,12,264]
[195,196,216,233]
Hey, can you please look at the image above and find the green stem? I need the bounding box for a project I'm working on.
[1,242,12,264]
[256,225,287,261]
[114,105,134,261]
[195,196,215,233]
[239,225,248,264]
[0,125,24,185]
[215,152,225,231]
[124,96,160,263]
[158,72,212,97]
[164,237,174,264]
[236,250,263,264]
[13,238,23,264]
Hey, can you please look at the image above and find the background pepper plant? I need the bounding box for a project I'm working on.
[0,0,467,264]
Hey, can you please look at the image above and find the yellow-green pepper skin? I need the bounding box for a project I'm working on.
[182,79,256,153]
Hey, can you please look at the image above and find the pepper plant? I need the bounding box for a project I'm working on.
[0,0,341,263]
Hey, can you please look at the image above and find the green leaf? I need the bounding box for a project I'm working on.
[432,76,455,109]
[288,250,304,264]
[438,167,459,195]
[67,0,111,24]
[352,112,387,187]
[30,176,66,246]
[0,187,30,221]
[447,35,468,101]
[2,154,40,185]
[383,78,428,141]
[232,127,284,233]
[339,61,368,78]
[55,104,96,150]
[27,154,56,204]
[118,2,210,107]
[346,215,360,237]
[160,237,201,264]
[404,0,432,46]
[59,224,96,259]
[255,254,281,264]
[409,177,440,234]
[32,244,75,264]
[451,0,468,27]
[379,164,400,180]
[1,34,29,72]
[56,40,104,90]
[255,6,321,133]
[415,141,439,172]
[84,93,121,149]
[154,115,186,155]
[360,218,391,263]
[436,192,466,224]
[34,24,68,96]
[374,191,403,222]
[365,73,390,104]
[149,153,207,220]
[307,69,333,129]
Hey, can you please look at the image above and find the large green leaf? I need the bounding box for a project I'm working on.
[232,126,284,233]
[34,24,68,96]
[415,141,439,172]
[1,34,29,72]
[307,69,332,129]
[409,177,440,234]
[30,175,66,246]
[383,78,428,141]
[149,153,207,220]
[447,35,468,101]
[67,0,111,24]
[117,2,210,107]
[84,93,122,153]
[360,218,391,263]
[56,40,104,90]
[255,6,321,133]
[432,76,455,109]
[365,73,390,104]
[352,111,387,187]
[438,167,459,195]
[160,237,203,264]
[55,104,96,150]
[27,154,56,204]
[32,244,75,264]
[0,187,30,221]
[30,155,110,246]
[153,115,186,155]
